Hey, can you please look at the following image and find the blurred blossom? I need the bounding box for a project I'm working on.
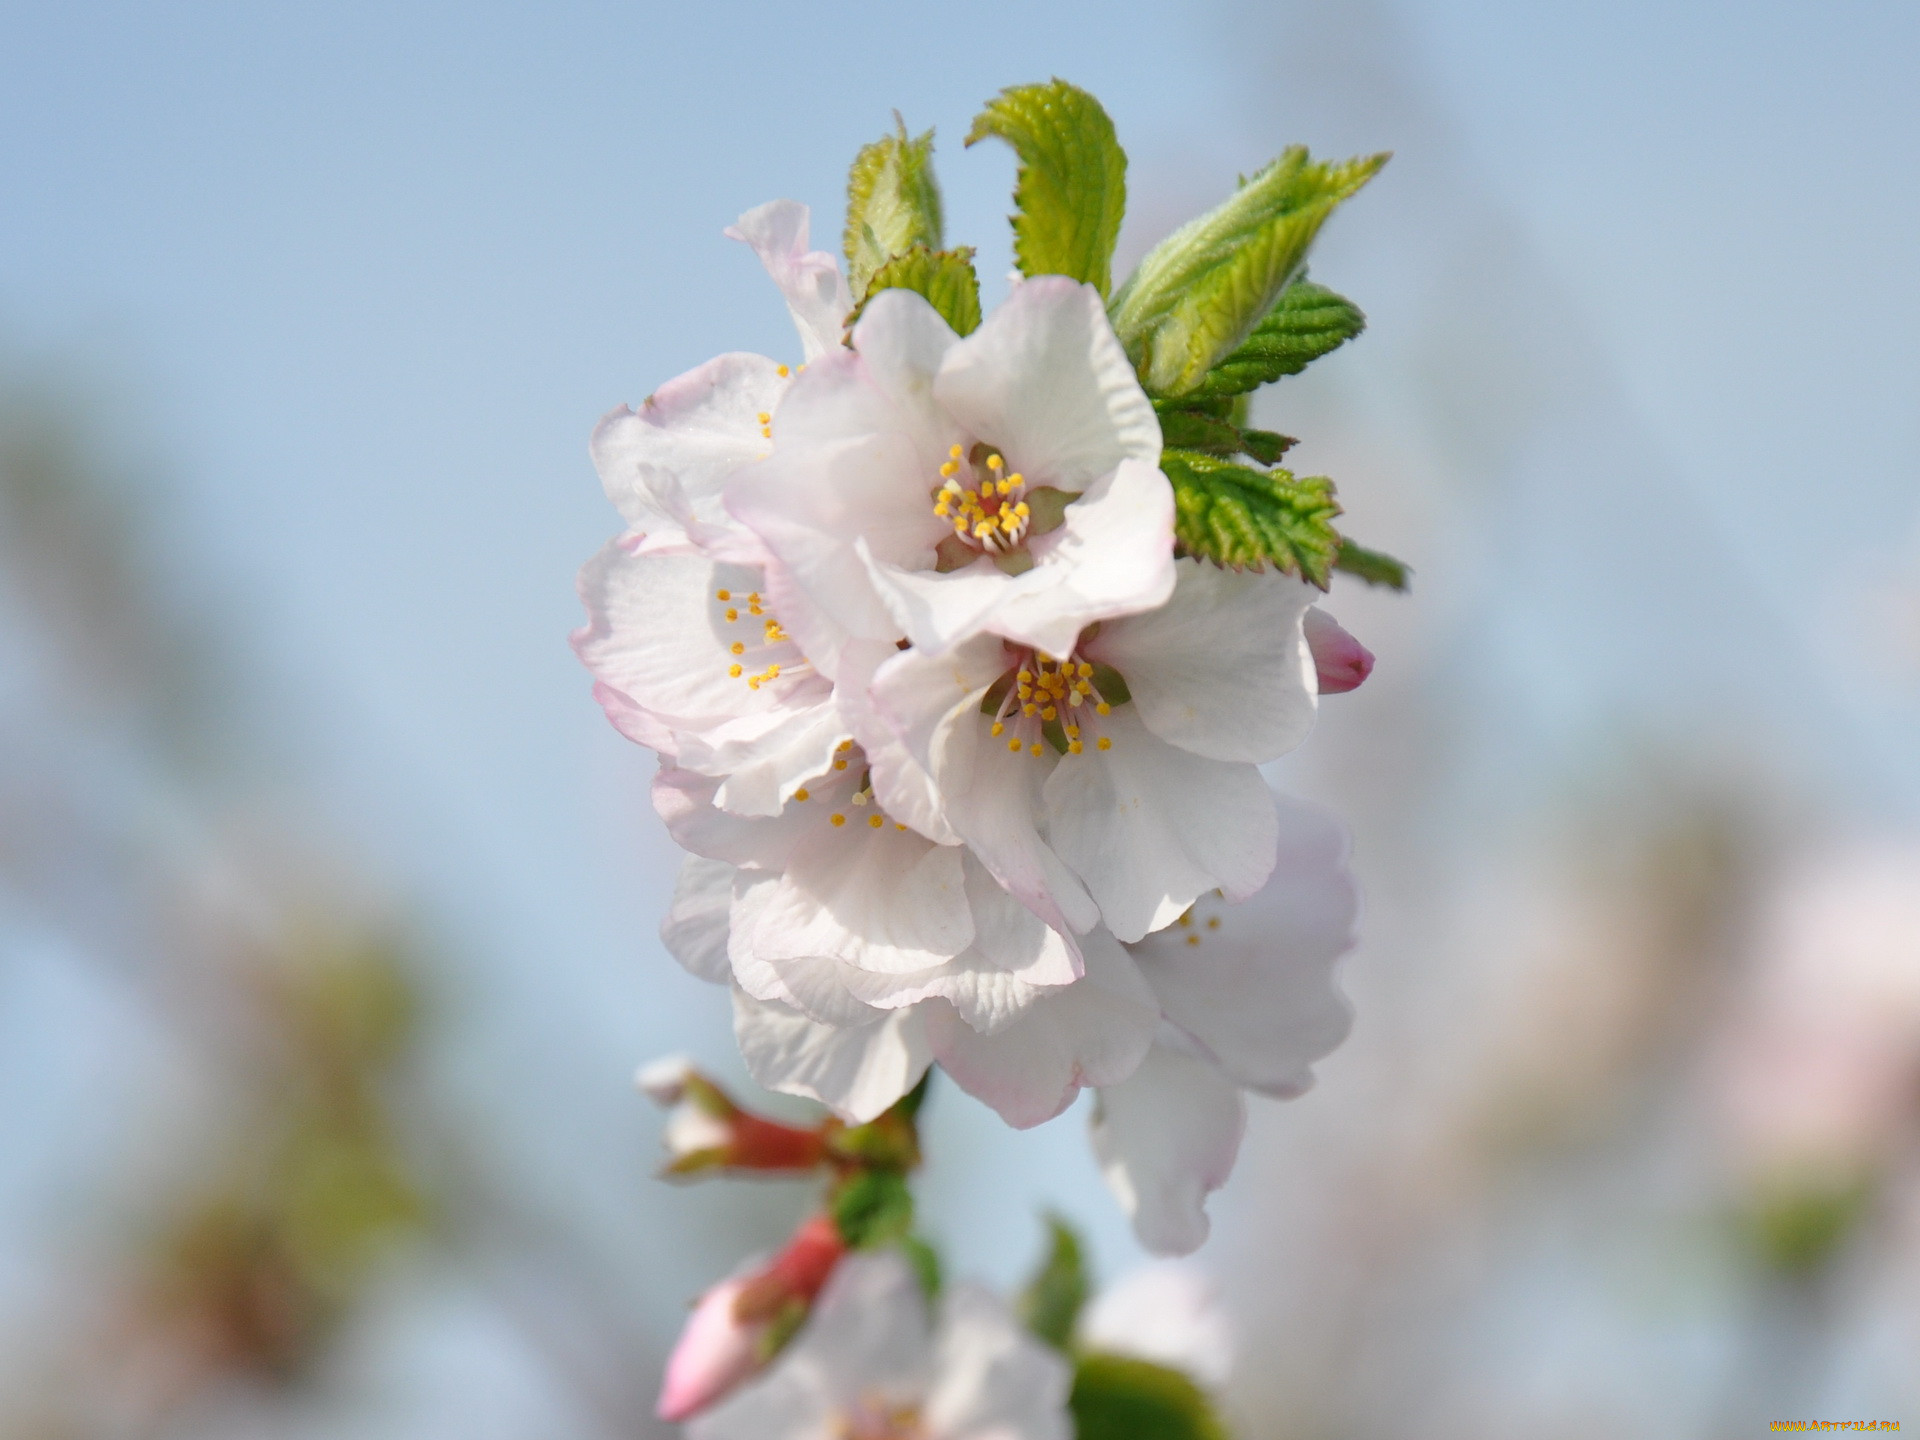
[1078,1261,1233,1388]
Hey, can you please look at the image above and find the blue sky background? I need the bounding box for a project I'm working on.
[4,0,1918,1432]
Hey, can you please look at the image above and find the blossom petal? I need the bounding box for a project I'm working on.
[653,765,842,872]
[1128,795,1357,1097]
[725,200,853,361]
[1090,1043,1245,1256]
[1077,1263,1234,1387]
[691,702,849,818]
[731,986,932,1124]
[727,872,876,1026]
[924,1284,1073,1440]
[661,856,735,984]
[925,932,1157,1129]
[834,638,959,845]
[590,353,781,533]
[933,276,1160,490]
[847,287,965,461]
[1042,706,1279,942]
[1090,561,1318,763]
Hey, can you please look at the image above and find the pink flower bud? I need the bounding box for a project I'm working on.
[1304,608,1374,694]
[637,1056,829,1176]
[655,1214,848,1421]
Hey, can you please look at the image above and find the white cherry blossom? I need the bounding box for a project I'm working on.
[687,1252,1071,1440]
[869,558,1322,942]
[1090,795,1358,1254]
[725,277,1175,671]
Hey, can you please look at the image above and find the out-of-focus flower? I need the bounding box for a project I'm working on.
[1303,606,1374,694]
[659,1213,847,1422]
[1090,796,1357,1254]
[725,280,1174,671]
[1078,1261,1234,1389]
[635,1055,830,1176]
[1712,839,1920,1223]
[687,1250,1070,1440]
[869,559,1321,943]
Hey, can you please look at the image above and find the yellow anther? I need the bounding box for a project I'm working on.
[776,364,790,377]
[1023,704,1037,717]
[756,412,770,425]
[725,607,738,622]
[1029,742,1043,757]
[1007,473,1022,486]
[895,822,908,831]
[794,788,810,802]
[833,759,848,771]
[1096,701,1111,715]
[940,460,958,477]
[830,813,846,827]
[1042,706,1057,721]
[1017,670,1032,683]
[747,678,760,690]
[1068,740,1083,754]
[1185,933,1201,946]
[728,664,742,677]
[1097,736,1112,750]
[987,453,1003,470]
[1078,662,1093,676]
[1065,725,1080,738]
[949,443,964,459]
[748,593,760,604]
[1008,737,1023,752]
[868,814,884,829]
[990,721,1004,736]
[1207,917,1220,929]
[1014,501,1030,517]
[837,740,853,751]
[765,664,780,678]
[1178,913,1193,927]
[730,642,745,656]
[716,589,731,601]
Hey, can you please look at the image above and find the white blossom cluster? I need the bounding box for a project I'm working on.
[576,202,1365,1253]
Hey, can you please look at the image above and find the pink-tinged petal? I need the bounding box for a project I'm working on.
[749,821,973,975]
[1042,706,1279,942]
[864,456,1177,660]
[725,872,876,1026]
[1129,795,1357,1097]
[588,678,676,752]
[1303,606,1374,694]
[660,856,736,985]
[688,702,848,819]
[831,950,1047,1036]
[652,766,837,871]
[963,854,1082,990]
[1090,1044,1246,1256]
[1090,561,1317,764]
[725,200,853,361]
[847,287,966,463]
[934,276,1161,491]
[924,1284,1073,1440]
[591,353,783,532]
[926,932,1157,1129]
[658,1277,764,1422]
[730,986,933,1124]
[834,639,960,845]
[872,640,1101,939]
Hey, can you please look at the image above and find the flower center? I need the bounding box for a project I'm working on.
[933,442,1031,555]
[713,581,809,692]
[794,743,912,833]
[981,644,1127,759]
[837,1396,928,1440]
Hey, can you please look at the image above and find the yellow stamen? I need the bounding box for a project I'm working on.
[1097,736,1112,750]
[830,813,846,827]
[1029,742,1043,756]
[724,607,738,622]
[990,722,1004,736]
[868,814,884,829]
[730,642,745,656]
[1008,737,1023,752]
[794,788,810,802]
[728,664,742,677]
[776,364,790,378]
[716,589,731,601]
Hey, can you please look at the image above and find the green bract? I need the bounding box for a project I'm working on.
[1111,149,1386,397]
[966,79,1128,298]
[844,119,945,300]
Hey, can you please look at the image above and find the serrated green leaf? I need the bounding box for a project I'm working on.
[965,79,1127,297]
[1155,408,1245,454]
[1112,150,1386,395]
[1239,428,1295,465]
[1161,449,1341,584]
[1070,1354,1229,1440]
[1188,279,1366,399]
[1333,538,1412,590]
[831,1170,915,1249]
[1016,1214,1088,1351]
[845,245,982,338]
[844,118,945,300]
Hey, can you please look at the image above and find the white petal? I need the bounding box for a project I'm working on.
[926,932,1157,1129]
[962,854,1081,990]
[934,277,1161,491]
[1077,1263,1234,1388]
[726,872,876,1026]
[1128,795,1357,1097]
[1091,562,1318,763]
[793,1253,935,1402]
[652,765,834,871]
[693,702,849,818]
[749,822,973,974]
[725,200,854,361]
[731,986,932,1124]
[1042,706,1278,942]
[590,353,782,532]
[661,857,735,985]
[834,638,959,844]
[1090,1044,1245,1256]
[848,287,965,459]
[924,1284,1073,1440]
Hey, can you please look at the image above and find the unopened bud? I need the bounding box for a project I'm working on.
[1304,608,1374,695]
[636,1055,830,1177]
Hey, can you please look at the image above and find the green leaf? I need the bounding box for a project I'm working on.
[1070,1354,1229,1440]
[965,79,1127,297]
[1333,538,1412,590]
[847,245,982,337]
[844,117,945,300]
[1111,149,1386,396]
[1188,279,1366,399]
[1016,1214,1089,1350]
[1161,449,1342,583]
[1239,428,1295,465]
[1154,408,1244,455]
[831,1170,915,1249]
[899,1234,943,1300]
